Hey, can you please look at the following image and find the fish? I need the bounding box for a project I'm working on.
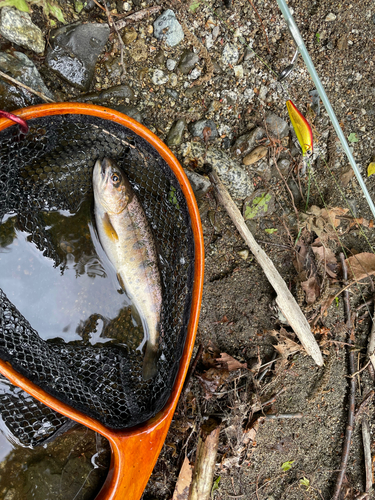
[93,158,162,380]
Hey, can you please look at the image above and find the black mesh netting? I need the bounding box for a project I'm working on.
[0,113,195,446]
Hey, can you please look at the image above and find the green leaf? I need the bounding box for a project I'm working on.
[281,460,294,472]
[211,476,220,498]
[189,1,200,12]
[315,32,321,43]
[335,296,339,308]
[300,477,310,490]
[45,2,65,22]
[347,132,359,143]
[0,0,30,11]
[265,228,277,234]
[367,162,375,177]
[244,192,273,220]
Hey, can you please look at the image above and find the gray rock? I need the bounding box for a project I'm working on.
[232,127,266,157]
[183,142,254,199]
[188,119,218,140]
[178,50,199,74]
[184,169,211,199]
[0,51,54,107]
[309,89,320,115]
[166,88,179,99]
[274,158,291,178]
[77,84,135,103]
[152,69,168,85]
[288,179,302,205]
[222,43,239,66]
[166,59,176,71]
[83,0,96,11]
[265,112,289,138]
[105,57,123,79]
[112,105,143,123]
[153,9,184,47]
[0,7,45,54]
[166,119,186,146]
[46,23,110,90]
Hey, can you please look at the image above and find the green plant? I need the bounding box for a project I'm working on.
[0,0,65,23]
[211,476,221,498]
[265,228,277,234]
[300,477,310,490]
[315,32,321,43]
[347,132,359,143]
[281,460,294,472]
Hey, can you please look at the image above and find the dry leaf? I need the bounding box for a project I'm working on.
[172,456,193,500]
[340,168,355,186]
[271,328,303,358]
[196,367,230,397]
[311,241,338,278]
[216,352,248,371]
[301,276,320,304]
[345,252,375,281]
[300,206,348,242]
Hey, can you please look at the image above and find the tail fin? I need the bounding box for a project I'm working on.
[142,341,159,380]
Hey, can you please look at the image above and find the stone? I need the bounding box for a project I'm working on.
[232,127,266,157]
[243,146,268,165]
[0,7,45,54]
[46,23,110,90]
[153,9,184,47]
[288,179,302,205]
[274,158,291,178]
[183,142,254,199]
[166,59,176,71]
[131,39,148,61]
[265,112,289,138]
[152,69,168,85]
[243,189,275,219]
[169,73,178,86]
[233,65,243,79]
[105,57,123,79]
[154,50,165,65]
[184,169,211,199]
[178,50,199,75]
[0,51,54,110]
[222,43,239,66]
[83,0,96,11]
[188,119,218,140]
[309,89,320,115]
[166,119,186,146]
[325,13,336,21]
[238,249,249,260]
[122,28,137,45]
[166,88,179,99]
[77,84,135,103]
[189,68,201,80]
[112,105,143,123]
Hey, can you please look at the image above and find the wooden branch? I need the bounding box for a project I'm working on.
[362,416,373,498]
[114,6,161,30]
[188,418,221,500]
[208,169,323,367]
[0,70,55,103]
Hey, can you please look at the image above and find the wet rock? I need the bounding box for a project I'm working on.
[77,84,135,103]
[166,88,179,99]
[189,67,201,80]
[178,50,199,74]
[0,7,45,54]
[123,28,137,45]
[232,127,266,157]
[251,160,271,181]
[169,73,178,86]
[104,57,123,79]
[153,9,184,47]
[183,142,254,199]
[184,169,211,199]
[83,0,96,11]
[112,105,143,123]
[243,145,268,165]
[152,69,168,85]
[0,51,54,109]
[166,58,176,71]
[222,43,239,66]
[46,23,110,90]
[188,119,218,140]
[166,119,186,146]
[273,158,291,178]
[265,112,289,138]
[287,179,302,205]
[131,39,148,61]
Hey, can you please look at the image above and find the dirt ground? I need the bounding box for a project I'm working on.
[1,0,375,499]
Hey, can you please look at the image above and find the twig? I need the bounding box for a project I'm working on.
[347,359,371,379]
[362,416,372,499]
[208,168,323,367]
[114,6,161,30]
[247,0,270,53]
[355,391,374,421]
[0,70,55,103]
[263,412,303,419]
[257,352,277,381]
[183,344,203,396]
[260,387,286,407]
[332,253,357,500]
[99,0,126,76]
[366,302,375,377]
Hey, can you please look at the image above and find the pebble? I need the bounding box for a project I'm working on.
[188,119,218,140]
[237,249,249,260]
[233,65,243,79]
[232,127,266,157]
[325,13,336,21]
[206,34,214,50]
[178,50,199,75]
[46,23,110,90]
[154,50,165,65]
[123,28,137,45]
[104,57,123,79]
[243,146,268,165]
[184,169,211,199]
[152,69,169,85]
[131,39,148,61]
[169,73,178,86]
[166,88,179,99]
[222,43,239,65]
[265,112,289,138]
[166,119,186,146]
[83,0,96,11]
[78,84,135,103]
[189,68,201,80]
[273,158,291,178]
[182,142,254,199]
[309,89,320,115]
[287,179,302,205]
[0,7,45,54]
[112,105,143,123]
[153,9,184,47]
[166,59,176,71]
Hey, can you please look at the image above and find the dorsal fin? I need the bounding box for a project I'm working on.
[102,213,118,241]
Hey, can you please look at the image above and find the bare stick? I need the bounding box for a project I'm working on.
[362,416,372,498]
[188,418,221,500]
[247,0,270,52]
[366,302,375,376]
[332,253,357,500]
[208,169,323,366]
[115,6,161,30]
[0,70,55,103]
[263,412,303,419]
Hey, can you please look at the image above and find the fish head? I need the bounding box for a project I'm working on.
[93,158,134,214]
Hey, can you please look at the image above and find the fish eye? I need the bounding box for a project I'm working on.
[111,173,121,183]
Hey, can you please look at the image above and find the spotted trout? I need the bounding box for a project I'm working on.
[93,158,162,380]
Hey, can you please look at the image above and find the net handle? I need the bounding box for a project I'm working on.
[0,110,28,134]
[0,102,204,500]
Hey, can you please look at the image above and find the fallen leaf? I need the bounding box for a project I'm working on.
[311,241,338,278]
[196,368,230,397]
[271,328,303,359]
[340,167,355,186]
[368,162,375,177]
[216,352,248,371]
[172,456,193,500]
[281,460,294,472]
[345,252,375,281]
[301,276,320,304]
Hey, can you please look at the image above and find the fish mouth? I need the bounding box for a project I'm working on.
[101,158,112,177]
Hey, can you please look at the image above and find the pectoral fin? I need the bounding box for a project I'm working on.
[102,213,118,241]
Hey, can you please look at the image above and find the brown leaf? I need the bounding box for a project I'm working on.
[345,252,375,281]
[216,352,248,371]
[270,328,302,359]
[301,276,320,304]
[196,367,230,397]
[340,168,355,187]
[172,456,193,500]
[311,242,338,278]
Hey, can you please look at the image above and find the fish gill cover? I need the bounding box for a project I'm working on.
[0,113,194,445]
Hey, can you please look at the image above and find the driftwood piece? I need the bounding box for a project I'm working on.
[188,418,221,500]
[362,416,373,498]
[209,170,323,367]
